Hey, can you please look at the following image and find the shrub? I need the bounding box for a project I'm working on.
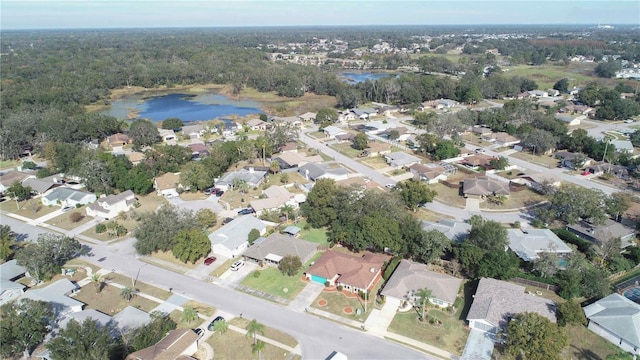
[69,212,83,223]
[95,223,106,233]
[336,285,343,291]
[324,281,330,287]
[556,300,587,326]
[253,271,261,278]
[303,223,311,230]
[512,221,521,229]
[383,257,401,280]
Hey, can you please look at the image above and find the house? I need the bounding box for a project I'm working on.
[461,154,496,169]
[507,228,573,261]
[86,190,136,219]
[22,174,64,195]
[512,172,561,192]
[323,125,347,139]
[528,90,549,98]
[585,163,629,179]
[352,107,377,120]
[158,129,177,143]
[187,143,210,159]
[0,260,27,305]
[0,170,34,193]
[462,177,510,197]
[481,132,521,147]
[409,164,451,184]
[215,168,268,192]
[555,113,584,126]
[583,293,640,356]
[611,140,634,154]
[246,119,270,131]
[471,126,492,136]
[381,260,462,308]
[338,110,356,122]
[279,142,298,153]
[335,133,356,143]
[299,112,317,122]
[154,173,181,198]
[220,119,240,136]
[208,216,266,258]
[298,163,349,182]
[283,225,301,236]
[127,151,146,165]
[107,133,131,148]
[466,277,556,335]
[384,152,421,168]
[305,251,389,293]
[272,116,303,128]
[41,187,97,207]
[58,309,114,332]
[380,127,410,141]
[113,306,152,333]
[421,220,471,243]
[20,278,84,315]
[125,329,199,360]
[438,99,458,108]
[273,152,323,169]
[554,151,592,169]
[242,233,318,266]
[249,185,297,215]
[566,219,636,248]
[181,124,207,139]
[363,141,392,157]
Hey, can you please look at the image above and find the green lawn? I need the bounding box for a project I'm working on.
[75,283,159,315]
[503,62,599,90]
[230,318,298,348]
[296,220,328,245]
[45,207,92,230]
[330,142,362,158]
[510,151,560,169]
[206,326,297,360]
[0,198,59,219]
[241,267,308,301]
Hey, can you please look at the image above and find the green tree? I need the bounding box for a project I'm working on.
[537,185,607,225]
[468,215,508,252]
[0,225,15,261]
[504,312,568,360]
[533,248,560,278]
[556,300,587,326]
[270,160,281,174]
[432,140,460,160]
[595,61,622,78]
[415,288,432,321]
[452,242,486,277]
[315,108,338,125]
[413,111,438,128]
[278,255,302,276]
[16,234,81,282]
[353,133,369,150]
[46,318,120,360]
[161,117,183,130]
[476,250,520,280]
[0,299,56,359]
[252,340,265,360]
[553,78,569,93]
[248,228,261,245]
[120,286,134,302]
[393,179,437,211]
[387,130,400,141]
[489,156,509,170]
[129,119,160,149]
[91,273,104,294]
[128,312,177,352]
[181,306,198,324]
[245,319,265,345]
[606,192,632,222]
[196,208,217,228]
[280,172,289,184]
[409,229,450,265]
[6,181,32,209]
[300,178,338,228]
[172,228,211,264]
[180,162,215,191]
[212,318,228,335]
[134,206,196,255]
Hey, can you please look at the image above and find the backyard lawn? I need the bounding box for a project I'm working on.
[296,220,328,246]
[206,327,296,360]
[74,283,159,315]
[241,267,307,301]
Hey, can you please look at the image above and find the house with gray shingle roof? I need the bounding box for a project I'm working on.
[181,124,207,139]
[20,278,84,315]
[611,140,634,154]
[0,260,27,305]
[0,170,34,193]
[421,220,471,243]
[113,306,152,333]
[383,152,421,168]
[463,177,510,197]
[22,174,64,195]
[466,278,556,335]
[583,293,640,355]
[298,163,349,182]
[41,187,97,207]
[381,260,462,308]
[507,228,572,262]
[208,216,266,258]
[215,168,267,192]
[242,233,318,266]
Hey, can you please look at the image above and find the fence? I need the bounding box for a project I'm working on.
[615,274,640,292]
[512,277,559,292]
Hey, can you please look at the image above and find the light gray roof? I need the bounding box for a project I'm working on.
[181,124,205,134]
[113,306,152,332]
[611,140,634,153]
[463,177,510,196]
[385,152,421,167]
[59,309,113,330]
[381,260,462,305]
[323,126,346,137]
[422,220,471,243]
[283,226,301,235]
[567,219,636,246]
[298,163,348,181]
[243,233,318,264]
[0,260,26,293]
[217,169,267,187]
[583,293,640,349]
[22,175,62,194]
[20,278,84,313]
[43,187,95,204]
[507,229,572,261]
[209,216,266,251]
[466,278,556,329]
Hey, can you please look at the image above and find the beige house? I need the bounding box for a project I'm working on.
[125,329,199,360]
[154,173,181,198]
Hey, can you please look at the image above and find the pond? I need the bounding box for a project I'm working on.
[340,72,397,84]
[105,93,263,122]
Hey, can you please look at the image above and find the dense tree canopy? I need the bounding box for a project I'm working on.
[16,234,82,282]
[393,179,437,210]
[1,299,56,359]
[46,319,121,360]
[504,312,568,360]
[134,206,198,255]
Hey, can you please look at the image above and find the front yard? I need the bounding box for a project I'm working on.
[74,283,159,315]
[311,276,385,323]
[510,151,560,169]
[481,188,547,210]
[44,207,93,230]
[330,142,362,159]
[359,156,390,170]
[241,267,308,301]
[0,198,59,219]
[431,183,466,209]
[206,326,298,360]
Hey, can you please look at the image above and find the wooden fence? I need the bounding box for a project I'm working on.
[512,277,559,292]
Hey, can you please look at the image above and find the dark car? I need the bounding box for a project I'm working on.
[204,256,216,266]
[207,316,225,331]
[193,328,203,337]
[237,208,255,215]
[213,188,224,196]
[204,188,214,195]
[222,217,233,225]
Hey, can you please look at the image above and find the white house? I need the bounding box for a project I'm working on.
[0,170,34,193]
[20,278,84,315]
[208,216,266,258]
[0,260,26,305]
[246,119,269,131]
[158,129,177,143]
[583,293,640,356]
[507,228,573,261]
[611,140,634,154]
[154,172,181,198]
[322,125,347,139]
[384,152,421,168]
[298,163,349,182]
[181,124,207,139]
[249,185,298,215]
[41,187,97,207]
[86,190,136,219]
[215,168,267,192]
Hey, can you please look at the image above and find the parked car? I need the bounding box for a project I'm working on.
[61,205,74,213]
[213,188,224,196]
[230,260,245,271]
[204,256,217,266]
[222,217,233,225]
[624,119,634,123]
[237,208,255,215]
[581,171,591,176]
[207,316,225,331]
[384,184,395,189]
[474,148,486,153]
[193,328,203,337]
[204,187,214,195]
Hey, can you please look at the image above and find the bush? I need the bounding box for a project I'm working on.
[336,285,343,291]
[324,281,330,287]
[552,229,592,254]
[69,212,83,223]
[253,271,261,278]
[383,257,401,280]
[21,161,37,170]
[556,300,587,326]
[95,223,106,233]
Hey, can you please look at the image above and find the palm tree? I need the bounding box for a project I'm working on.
[181,306,198,324]
[245,319,265,345]
[415,288,432,322]
[91,273,103,294]
[279,204,295,223]
[120,286,134,302]
[251,340,265,360]
[212,319,228,335]
[270,160,281,174]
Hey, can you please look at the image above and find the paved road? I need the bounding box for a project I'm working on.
[3,218,432,360]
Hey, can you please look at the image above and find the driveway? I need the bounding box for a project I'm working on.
[461,328,494,360]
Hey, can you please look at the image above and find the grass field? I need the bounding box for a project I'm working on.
[359,156,390,170]
[104,272,172,300]
[0,159,21,170]
[230,317,299,348]
[296,220,328,245]
[502,62,599,90]
[431,183,466,209]
[330,142,362,159]
[482,188,547,210]
[75,283,159,315]
[510,151,561,168]
[206,326,297,360]
[0,198,59,219]
[388,309,469,355]
[45,208,92,230]
[241,267,308,301]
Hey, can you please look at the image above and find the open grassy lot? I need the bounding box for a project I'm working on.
[482,188,547,210]
[461,134,492,148]
[206,327,296,360]
[0,159,21,170]
[241,267,307,301]
[330,142,362,158]
[75,283,159,315]
[219,187,262,210]
[359,156,390,170]
[414,207,455,222]
[296,220,328,245]
[503,62,598,90]
[45,208,92,230]
[230,318,298,348]
[183,300,216,317]
[0,198,58,219]
[146,250,199,270]
[104,272,172,300]
[431,183,466,209]
[510,151,560,169]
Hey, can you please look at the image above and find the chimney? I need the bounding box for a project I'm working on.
[248,167,254,173]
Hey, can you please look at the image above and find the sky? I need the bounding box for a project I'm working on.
[2,1,639,30]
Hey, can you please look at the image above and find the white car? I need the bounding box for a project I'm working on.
[474,148,486,154]
[61,205,74,213]
[624,119,634,123]
[230,260,245,271]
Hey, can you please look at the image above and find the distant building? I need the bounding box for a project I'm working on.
[583,293,640,356]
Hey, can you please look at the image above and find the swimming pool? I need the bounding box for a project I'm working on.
[623,287,640,304]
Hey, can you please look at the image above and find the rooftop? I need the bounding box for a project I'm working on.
[381,260,462,305]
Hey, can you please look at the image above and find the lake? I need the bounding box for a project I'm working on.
[106,93,263,122]
[340,72,396,84]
